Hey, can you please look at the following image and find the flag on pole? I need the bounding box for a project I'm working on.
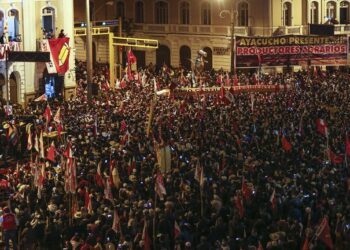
[34,94,47,102]
[302,237,309,250]
[104,176,113,201]
[234,195,244,218]
[142,220,151,250]
[194,162,204,188]
[241,176,251,200]
[282,136,292,152]
[39,130,45,158]
[46,142,56,162]
[316,119,328,136]
[174,220,181,239]
[155,172,166,200]
[328,149,343,165]
[270,189,277,211]
[95,161,104,188]
[112,209,120,233]
[34,133,39,152]
[43,104,52,123]
[53,108,61,124]
[26,125,33,151]
[63,142,73,158]
[233,74,239,86]
[85,188,93,214]
[315,217,333,250]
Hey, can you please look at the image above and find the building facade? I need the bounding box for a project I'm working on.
[0,0,75,106]
[74,0,350,73]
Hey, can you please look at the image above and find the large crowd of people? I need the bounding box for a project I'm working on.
[0,62,349,250]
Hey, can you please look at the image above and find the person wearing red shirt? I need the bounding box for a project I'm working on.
[0,207,19,250]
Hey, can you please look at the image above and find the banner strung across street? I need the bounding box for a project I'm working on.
[41,37,70,74]
[236,35,348,67]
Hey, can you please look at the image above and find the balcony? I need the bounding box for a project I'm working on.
[133,23,249,37]
[0,42,22,61]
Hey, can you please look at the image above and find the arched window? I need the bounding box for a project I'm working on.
[180,2,190,25]
[116,1,125,19]
[155,1,168,24]
[238,2,248,26]
[326,1,336,19]
[340,1,349,24]
[0,11,4,37]
[42,7,55,36]
[7,9,19,41]
[283,2,292,26]
[202,2,211,25]
[135,1,144,23]
[310,1,319,24]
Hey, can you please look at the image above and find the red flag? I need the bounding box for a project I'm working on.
[142,220,151,250]
[155,172,166,200]
[328,149,343,165]
[219,85,225,100]
[85,188,93,214]
[316,119,328,136]
[34,94,47,102]
[234,195,244,218]
[56,123,63,138]
[282,136,292,152]
[233,74,239,86]
[127,49,137,64]
[258,241,264,250]
[270,189,277,211]
[316,217,333,249]
[46,142,56,162]
[95,161,104,188]
[241,176,251,200]
[120,120,127,132]
[48,37,70,74]
[63,142,73,158]
[302,237,309,250]
[174,220,181,239]
[112,209,120,233]
[345,132,350,157]
[43,105,52,123]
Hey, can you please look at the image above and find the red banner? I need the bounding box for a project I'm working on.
[236,35,348,67]
[48,37,70,74]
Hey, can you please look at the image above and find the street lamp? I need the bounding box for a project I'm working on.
[218,0,238,74]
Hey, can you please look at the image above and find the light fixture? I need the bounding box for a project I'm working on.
[106,1,114,6]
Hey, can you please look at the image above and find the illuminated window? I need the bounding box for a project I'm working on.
[202,2,211,25]
[135,1,144,23]
[155,1,168,24]
[180,2,190,25]
[7,9,19,41]
[283,2,292,26]
[238,2,248,26]
[310,1,319,24]
[42,7,55,36]
[116,1,125,19]
[326,1,336,19]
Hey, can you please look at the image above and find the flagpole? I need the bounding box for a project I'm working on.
[153,190,157,249]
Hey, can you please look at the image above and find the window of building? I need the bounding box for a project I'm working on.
[135,1,144,23]
[340,1,349,24]
[310,1,319,24]
[42,7,55,37]
[180,1,190,25]
[116,1,125,19]
[238,2,248,26]
[7,9,19,41]
[0,10,4,37]
[326,1,336,19]
[283,2,292,26]
[202,2,211,25]
[155,1,168,24]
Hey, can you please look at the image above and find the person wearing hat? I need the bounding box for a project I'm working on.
[0,206,19,250]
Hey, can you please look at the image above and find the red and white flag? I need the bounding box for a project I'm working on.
[54,107,61,124]
[174,220,181,239]
[194,162,204,188]
[26,125,32,151]
[234,195,244,218]
[34,133,39,152]
[315,217,333,249]
[316,119,328,137]
[155,172,166,200]
[63,142,73,159]
[34,94,47,102]
[39,130,45,158]
[85,188,93,214]
[104,176,113,201]
[48,37,71,74]
[282,136,292,152]
[142,220,151,250]
[95,161,104,188]
[112,209,120,233]
[328,149,343,165]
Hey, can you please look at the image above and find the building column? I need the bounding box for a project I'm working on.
[61,0,76,89]
[22,0,36,102]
